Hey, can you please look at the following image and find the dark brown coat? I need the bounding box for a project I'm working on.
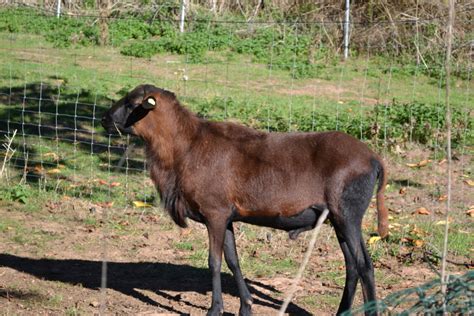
[102,84,388,315]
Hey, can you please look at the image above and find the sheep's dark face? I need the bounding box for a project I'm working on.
[101,84,158,135]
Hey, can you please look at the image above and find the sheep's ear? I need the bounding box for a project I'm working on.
[142,96,157,109]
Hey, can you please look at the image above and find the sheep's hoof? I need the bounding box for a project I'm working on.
[207,305,224,316]
[239,298,252,316]
[288,229,301,240]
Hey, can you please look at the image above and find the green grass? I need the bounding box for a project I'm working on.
[301,287,343,310]
[417,222,473,258]
[174,241,195,251]
[0,216,58,248]
[47,294,63,307]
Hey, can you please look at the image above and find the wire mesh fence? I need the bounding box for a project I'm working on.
[0,2,472,314]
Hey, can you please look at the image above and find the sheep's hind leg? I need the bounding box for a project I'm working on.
[223,223,252,316]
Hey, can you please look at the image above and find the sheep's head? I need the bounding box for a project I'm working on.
[101,84,160,135]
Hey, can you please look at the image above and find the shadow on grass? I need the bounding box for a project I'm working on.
[0,82,147,176]
[0,254,311,315]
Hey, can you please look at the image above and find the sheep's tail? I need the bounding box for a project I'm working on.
[376,158,389,238]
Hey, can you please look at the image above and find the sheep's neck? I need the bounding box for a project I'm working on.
[141,103,199,170]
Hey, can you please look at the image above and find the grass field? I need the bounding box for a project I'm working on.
[0,25,473,315]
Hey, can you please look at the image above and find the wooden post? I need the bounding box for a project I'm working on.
[98,0,110,46]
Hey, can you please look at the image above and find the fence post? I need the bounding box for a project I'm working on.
[440,0,455,312]
[98,0,110,46]
[56,0,61,18]
[179,0,187,33]
[343,0,350,59]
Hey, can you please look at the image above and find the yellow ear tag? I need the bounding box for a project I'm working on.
[147,98,156,106]
[143,97,156,109]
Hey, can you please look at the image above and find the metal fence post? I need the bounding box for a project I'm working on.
[56,0,61,18]
[179,0,186,33]
[344,0,350,59]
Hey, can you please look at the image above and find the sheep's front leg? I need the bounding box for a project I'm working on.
[206,218,227,316]
[224,223,253,316]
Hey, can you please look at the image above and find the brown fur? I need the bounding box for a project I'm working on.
[132,89,388,236]
[102,85,389,314]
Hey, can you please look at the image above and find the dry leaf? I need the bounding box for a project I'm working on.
[406,159,432,168]
[438,159,447,165]
[46,168,61,174]
[368,236,381,245]
[466,209,474,217]
[98,179,108,185]
[417,159,430,167]
[411,225,427,237]
[437,195,447,202]
[435,220,449,225]
[33,165,44,173]
[414,207,431,215]
[463,179,474,187]
[44,152,60,161]
[133,201,153,208]
[110,182,121,187]
[389,223,401,228]
[414,239,424,247]
[399,187,407,195]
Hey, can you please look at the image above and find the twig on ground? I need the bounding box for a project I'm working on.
[1,129,17,179]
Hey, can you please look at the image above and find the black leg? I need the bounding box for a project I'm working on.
[359,237,376,306]
[206,219,227,316]
[223,223,253,316]
[336,236,359,315]
[337,225,377,316]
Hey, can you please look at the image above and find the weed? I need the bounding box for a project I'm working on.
[188,248,208,268]
[1,184,30,204]
[174,241,194,251]
[66,307,80,316]
[48,294,63,306]
[83,217,98,227]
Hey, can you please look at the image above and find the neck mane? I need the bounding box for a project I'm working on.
[140,95,200,228]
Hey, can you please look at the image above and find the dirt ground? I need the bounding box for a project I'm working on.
[0,146,472,315]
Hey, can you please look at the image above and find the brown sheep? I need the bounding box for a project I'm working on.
[101,84,388,316]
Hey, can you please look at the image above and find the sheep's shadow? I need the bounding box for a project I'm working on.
[0,254,311,315]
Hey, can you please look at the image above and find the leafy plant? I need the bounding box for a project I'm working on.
[1,184,30,204]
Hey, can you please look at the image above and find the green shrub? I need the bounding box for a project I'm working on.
[374,101,472,146]
[0,184,30,204]
[120,41,164,58]
[190,97,472,147]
